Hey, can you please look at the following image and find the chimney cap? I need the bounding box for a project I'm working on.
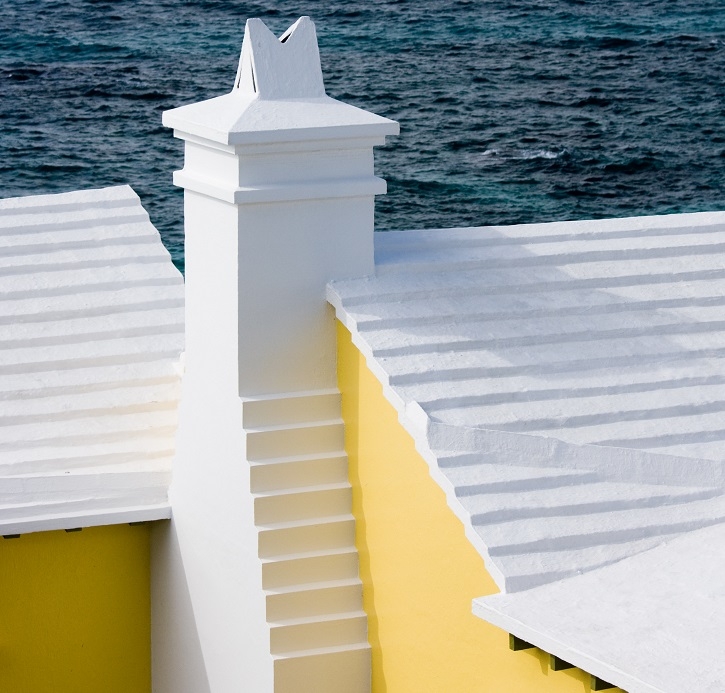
[163,17,399,146]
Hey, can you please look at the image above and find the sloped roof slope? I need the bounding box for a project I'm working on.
[0,185,184,533]
[328,211,725,692]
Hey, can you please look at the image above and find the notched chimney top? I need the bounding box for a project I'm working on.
[162,15,399,146]
[234,17,326,100]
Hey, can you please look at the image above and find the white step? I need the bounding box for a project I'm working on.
[0,236,171,272]
[262,548,359,590]
[545,409,725,449]
[0,307,184,347]
[409,360,725,411]
[496,533,683,592]
[0,408,178,450]
[0,283,182,323]
[254,484,351,525]
[444,462,598,496]
[0,484,168,521]
[0,466,171,503]
[243,391,341,428]
[0,203,148,235]
[350,276,725,331]
[250,453,348,493]
[0,436,175,473]
[0,336,183,375]
[362,303,725,355]
[246,420,344,461]
[459,481,719,525]
[269,611,367,654]
[449,381,725,433]
[258,515,355,559]
[266,578,363,621]
[0,360,180,398]
[374,234,725,276]
[482,493,725,556]
[0,381,179,422]
[382,329,725,387]
[0,260,181,298]
[273,643,370,693]
[335,248,725,308]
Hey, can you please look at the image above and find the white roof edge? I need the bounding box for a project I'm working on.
[329,289,509,588]
[0,502,171,536]
[377,209,725,238]
[163,94,399,146]
[0,185,140,212]
[472,598,657,693]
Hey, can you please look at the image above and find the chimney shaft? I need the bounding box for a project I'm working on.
[163,16,398,398]
[154,18,398,692]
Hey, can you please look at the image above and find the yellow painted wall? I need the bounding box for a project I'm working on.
[0,522,152,693]
[337,321,613,693]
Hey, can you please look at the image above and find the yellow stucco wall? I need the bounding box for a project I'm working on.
[0,522,152,693]
[337,321,603,693]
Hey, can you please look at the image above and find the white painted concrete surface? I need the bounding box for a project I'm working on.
[0,185,183,532]
[329,212,725,690]
[157,17,396,693]
[475,522,725,693]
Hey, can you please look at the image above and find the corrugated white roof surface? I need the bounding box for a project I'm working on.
[0,185,184,533]
[328,211,725,693]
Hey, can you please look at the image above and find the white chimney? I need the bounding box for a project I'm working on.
[152,17,398,693]
[163,16,398,397]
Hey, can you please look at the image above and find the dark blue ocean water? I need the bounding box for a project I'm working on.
[2,1,724,272]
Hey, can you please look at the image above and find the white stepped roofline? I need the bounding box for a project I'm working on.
[328,284,725,490]
[0,502,171,536]
[0,184,182,533]
[328,273,725,597]
[0,185,140,213]
[374,209,725,240]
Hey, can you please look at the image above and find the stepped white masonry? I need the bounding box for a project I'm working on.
[328,213,725,692]
[155,17,397,693]
[0,185,184,533]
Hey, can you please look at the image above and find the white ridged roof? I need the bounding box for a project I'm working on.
[0,185,184,533]
[328,210,725,693]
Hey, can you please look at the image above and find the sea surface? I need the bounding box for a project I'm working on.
[2,0,724,271]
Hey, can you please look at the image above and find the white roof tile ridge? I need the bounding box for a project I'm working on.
[0,296,184,326]
[417,372,725,411]
[0,236,160,263]
[373,316,725,360]
[0,185,184,533]
[0,276,182,304]
[0,318,184,352]
[0,212,152,237]
[374,239,725,277]
[426,419,725,488]
[374,221,725,252]
[374,210,725,241]
[352,288,725,333]
[332,300,725,592]
[0,185,140,214]
[332,266,725,308]
[0,442,176,475]
[386,345,725,385]
[330,286,725,487]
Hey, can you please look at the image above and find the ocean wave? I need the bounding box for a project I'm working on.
[1,0,724,263]
[482,148,566,161]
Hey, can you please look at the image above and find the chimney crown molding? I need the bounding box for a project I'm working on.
[162,17,399,146]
